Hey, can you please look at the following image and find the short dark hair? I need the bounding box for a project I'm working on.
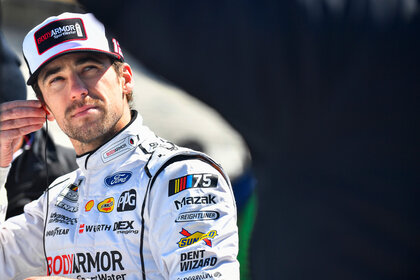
[32,58,133,106]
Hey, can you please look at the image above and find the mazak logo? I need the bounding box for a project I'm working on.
[47,250,124,275]
[105,172,132,187]
[34,18,87,55]
[177,228,218,248]
[175,211,220,223]
[117,189,136,212]
[168,174,218,196]
[174,194,216,210]
[48,212,77,225]
[98,197,115,213]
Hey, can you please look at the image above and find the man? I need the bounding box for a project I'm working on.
[0,12,239,280]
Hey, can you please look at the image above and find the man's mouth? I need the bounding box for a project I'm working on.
[71,105,98,118]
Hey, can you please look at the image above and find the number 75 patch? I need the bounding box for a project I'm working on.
[168,174,218,196]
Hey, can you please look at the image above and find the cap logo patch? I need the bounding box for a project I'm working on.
[34,18,87,55]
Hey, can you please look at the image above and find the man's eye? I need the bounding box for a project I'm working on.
[83,65,98,72]
[50,77,63,84]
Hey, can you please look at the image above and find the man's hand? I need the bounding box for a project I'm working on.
[0,100,53,167]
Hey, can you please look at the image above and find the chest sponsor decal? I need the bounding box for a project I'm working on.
[35,18,87,55]
[46,227,70,237]
[48,212,77,225]
[55,178,84,213]
[177,228,218,248]
[169,174,218,197]
[47,250,124,276]
[78,221,138,235]
[174,194,216,210]
[117,189,136,212]
[180,249,217,272]
[177,272,223,280]
[102,136,138,163]
[98,197,115,213]
[175,211,220,223]
[85,200,94,212]
[104,171,132,187]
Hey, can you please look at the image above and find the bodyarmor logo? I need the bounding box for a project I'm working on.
[177,228,218,248]
[98,197,115,213]
[34,18,87,55]
[117,189,136,212]
[174,194,216,210]
[104,171,132,187]
[168,174,218,196]
[47,250,124,275]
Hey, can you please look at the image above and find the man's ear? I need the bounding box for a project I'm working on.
[43,104,55,121]
[121,63,134,94]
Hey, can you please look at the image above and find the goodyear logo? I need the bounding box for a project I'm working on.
[177,228,217,248]
[168,174,218,196]
[98,198,114,213]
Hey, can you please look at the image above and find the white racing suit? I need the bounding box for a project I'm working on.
[0,111,239,280]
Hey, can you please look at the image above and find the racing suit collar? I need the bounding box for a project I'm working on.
[76,110,152,171]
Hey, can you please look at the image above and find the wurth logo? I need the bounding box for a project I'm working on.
[47,250,124,275]
[79,223,111,234]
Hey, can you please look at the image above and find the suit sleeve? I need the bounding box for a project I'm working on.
[147,158,240,280]
[0,166,47,279]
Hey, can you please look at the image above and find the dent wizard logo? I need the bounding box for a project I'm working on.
[104,171,132,187]
[177,228,217,248]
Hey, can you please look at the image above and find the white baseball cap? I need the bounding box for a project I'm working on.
[23,12,124,85]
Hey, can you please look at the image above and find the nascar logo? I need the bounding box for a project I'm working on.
[168,174,218,196]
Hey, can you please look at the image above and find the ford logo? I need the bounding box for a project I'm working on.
[105,172,133,187]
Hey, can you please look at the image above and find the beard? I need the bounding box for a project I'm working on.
[61,96,122,144]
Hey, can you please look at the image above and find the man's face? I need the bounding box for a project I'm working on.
[37,52,132,153]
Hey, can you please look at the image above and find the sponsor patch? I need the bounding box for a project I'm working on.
[177,228,217,248]
[48,212,77,225]
[169,174,218,196]
[174,194,216,210]
[117,189,136,212]
[180,249,217,272]
[78,221,138,235]
[98,197,115,213]
[104,171,132,187]
[45,227,70,237]
[85,200,94,212]
[102,136,138,163]
[47,250,124,275]
[35,18,87,55]
[175,211,220,223]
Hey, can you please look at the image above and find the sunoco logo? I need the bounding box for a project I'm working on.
[105,172,132,187]
[177,228,217,248]
[47,250,124,275]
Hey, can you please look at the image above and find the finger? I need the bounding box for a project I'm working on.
[0,117,46,131]
[0,123,44,140]
[0,100,42,110]
[0,106,47,121]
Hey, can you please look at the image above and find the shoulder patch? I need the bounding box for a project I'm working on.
[168,173,218,196]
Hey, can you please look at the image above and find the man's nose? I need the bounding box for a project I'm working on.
[69,74,88,100]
